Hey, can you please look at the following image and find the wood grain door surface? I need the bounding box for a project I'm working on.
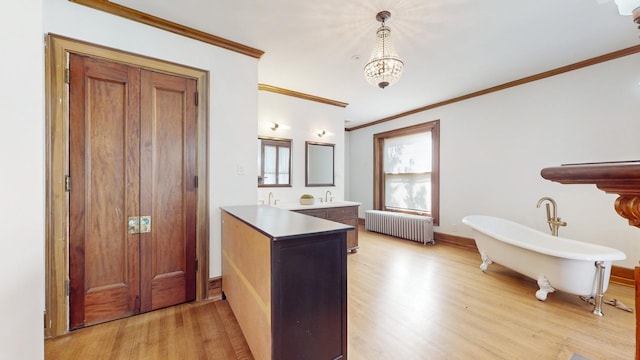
[69,54,197,329]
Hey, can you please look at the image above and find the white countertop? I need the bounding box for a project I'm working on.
[273,200,361,211]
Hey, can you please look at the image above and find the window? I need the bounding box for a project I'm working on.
[258,137,292,187]
[374,120,440,225]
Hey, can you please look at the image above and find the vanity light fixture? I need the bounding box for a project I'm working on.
[317,130,326,137]
[614,0,640,24]
[363,10,404,89]
[271,122,279,131]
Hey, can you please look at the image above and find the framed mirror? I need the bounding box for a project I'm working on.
[305,141,335,187]
[258,137,292,187]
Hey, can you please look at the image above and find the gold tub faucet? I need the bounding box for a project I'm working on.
[536,196,567,236]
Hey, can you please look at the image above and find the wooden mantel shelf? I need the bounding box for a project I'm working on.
[540,160,640,359]
[541,161,640,227]
[541,160,640,196]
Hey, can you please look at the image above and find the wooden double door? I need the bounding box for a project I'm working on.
[68,54,197,329]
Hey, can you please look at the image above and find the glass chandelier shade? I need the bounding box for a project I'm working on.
[363,11,404,89]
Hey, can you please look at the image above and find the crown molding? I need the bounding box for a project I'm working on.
[347,44,640,131]
[69,0,264,59]
[258,84,348,108]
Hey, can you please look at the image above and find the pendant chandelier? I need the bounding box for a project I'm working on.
[363,11,404,89]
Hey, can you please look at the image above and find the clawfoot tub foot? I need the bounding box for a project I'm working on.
[479,252,493,272]
[536,275,555,301]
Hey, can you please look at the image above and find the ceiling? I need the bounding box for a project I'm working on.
[111,0,639,129]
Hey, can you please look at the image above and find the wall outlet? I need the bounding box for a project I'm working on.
[237,164,245,175]
[452,223,458,232]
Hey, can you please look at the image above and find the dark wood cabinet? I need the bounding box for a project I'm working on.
[221,206,350,360]
[294,205,359,252]
[272,235,346,360]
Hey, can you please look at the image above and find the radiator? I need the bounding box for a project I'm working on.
[365,210,434,245]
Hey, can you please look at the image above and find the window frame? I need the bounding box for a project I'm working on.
[373,120,440,225]
[258,136,292,188]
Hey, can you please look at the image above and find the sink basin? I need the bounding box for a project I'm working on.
[274,201,361,210]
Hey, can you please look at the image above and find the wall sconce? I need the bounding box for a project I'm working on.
[317,130,326,137]
[271,122,279,131]
[615,0,640,15]
[615,0,640,24]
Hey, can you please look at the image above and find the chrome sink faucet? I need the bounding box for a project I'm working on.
[325,190,333,203]
[536,196,567,236]
[268,192,274,205]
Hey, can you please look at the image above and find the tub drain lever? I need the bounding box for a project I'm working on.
[592,261,605,317]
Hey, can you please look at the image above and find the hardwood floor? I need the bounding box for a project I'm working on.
[348,229,634,360]
[46,227,635,359]
[45,299,252,360]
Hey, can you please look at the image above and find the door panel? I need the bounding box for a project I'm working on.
[69,55,197,328]
[69,54,141,329]
[139,70,197,312]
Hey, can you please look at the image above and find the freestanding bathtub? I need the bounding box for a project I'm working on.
[462,215,626,315]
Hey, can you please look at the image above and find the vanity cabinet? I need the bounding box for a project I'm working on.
[293,205,359,252]
[221,205,350,360]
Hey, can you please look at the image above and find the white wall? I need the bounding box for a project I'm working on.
[348,53,640,268]
[257,91,346,205]
[0,1,44,359]
[44,0,259,278]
